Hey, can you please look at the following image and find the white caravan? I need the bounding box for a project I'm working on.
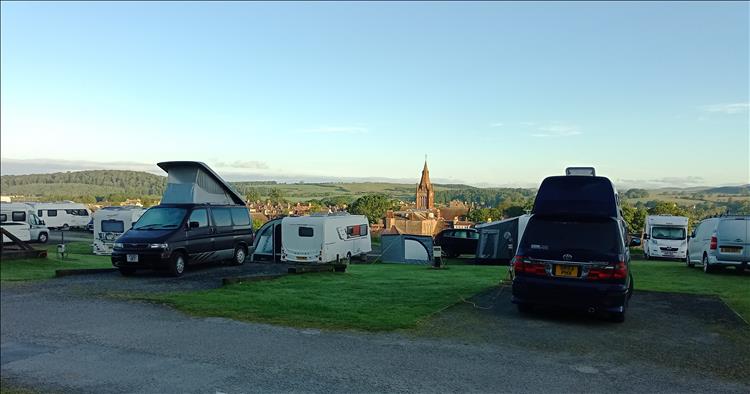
[31,202,91,229]
[281,213,371,264]
[643,215,689,260]
[92,206,146,255]
[1,221,32,243]
[0,202,50,243]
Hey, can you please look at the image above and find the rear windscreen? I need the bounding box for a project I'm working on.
[521,217,622,256]
[718,218,748,239]
[533,176,617,217]
[101,220,125,233]
[298,227,314,237]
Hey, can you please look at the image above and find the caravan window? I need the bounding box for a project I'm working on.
[360,224,368,236]
[211,208,232,227]
[0,214,6,222]
[298,227,314,237]
[230,207,251,226]
[78,209,89,216]
[12,212,26,222]
[47,210,58,217]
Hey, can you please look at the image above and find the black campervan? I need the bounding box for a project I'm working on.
[511,168,638,322]
[111,162,254,276]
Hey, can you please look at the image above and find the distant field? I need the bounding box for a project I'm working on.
[240,182,469,202]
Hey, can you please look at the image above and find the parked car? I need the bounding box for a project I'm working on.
[687,215,749,273]
[511,169,637,322]
[111,161,253,276]
[434,228,478,258]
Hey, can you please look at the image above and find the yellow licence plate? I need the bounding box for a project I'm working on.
[721,247,741,253]
[297,256,307,260]
[555,265,579,277]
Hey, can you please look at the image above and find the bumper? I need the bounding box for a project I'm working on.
[707,255,749,266]
[512,275,630,313]
[647,248,686,259]
[111,249,171,269]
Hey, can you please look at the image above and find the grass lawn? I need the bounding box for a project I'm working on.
[151,264,503,331]
[0,241,112,282]
[631,259,750,321]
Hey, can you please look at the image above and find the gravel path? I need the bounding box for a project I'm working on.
[2,267,749,393]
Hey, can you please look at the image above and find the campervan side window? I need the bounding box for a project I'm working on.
[12,212,26,222]
[211,208,232,227]
[47,210,58,217]
[298,227,314,237]
[189,209,208,228]
[38,210,43,217]
[230,207,251,226]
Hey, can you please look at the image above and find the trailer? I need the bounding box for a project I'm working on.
[30,202,91,229]
[281,213,371,264]
[475,214,531,264]
[92,206,146,255]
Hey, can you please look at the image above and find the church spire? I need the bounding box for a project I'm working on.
[416,158,434,209]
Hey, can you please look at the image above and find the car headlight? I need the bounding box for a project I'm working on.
[149,243,168,249]
[114,243,124,249]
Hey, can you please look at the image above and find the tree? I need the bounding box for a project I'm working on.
[252,217,265,230]
[268,188,285,204]
[349,194,398,224]
[246,189,261,203]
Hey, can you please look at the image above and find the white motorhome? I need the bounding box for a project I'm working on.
[0,202,50,243]
[92,206,146,255]
[1,221,32,243]
[281,213,371,264]
[643,215,689,260]
[31,202,91,229]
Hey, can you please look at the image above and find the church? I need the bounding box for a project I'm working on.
[383,160,471,236]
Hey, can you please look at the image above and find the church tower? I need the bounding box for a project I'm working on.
[415,160,434,209]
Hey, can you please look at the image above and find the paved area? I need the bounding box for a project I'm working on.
[2,268,749,393]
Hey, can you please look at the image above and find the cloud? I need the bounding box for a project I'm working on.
[530,123,582,137]
[0,158,164,175]
[301,126,368,134]
[616,176,708,189]
[700,102,749,114]
[489,122,504,127]
[213,160,268,170]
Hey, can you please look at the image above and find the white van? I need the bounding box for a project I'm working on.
[281,213,371,264]
[92,206,146,255]
[643,215,689,260]
[1,221,32,243]
[0,202,50,243]
[31,202,91,229]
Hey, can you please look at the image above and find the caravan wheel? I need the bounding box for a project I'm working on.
[38,232,48,244]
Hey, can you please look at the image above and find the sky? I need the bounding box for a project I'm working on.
[1,1,748,188]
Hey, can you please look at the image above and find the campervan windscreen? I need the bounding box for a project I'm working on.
[102,220,125,233]
[133,207,187,230]
[651,226,686,240]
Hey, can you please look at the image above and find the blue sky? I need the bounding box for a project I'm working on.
[1,1,748,188]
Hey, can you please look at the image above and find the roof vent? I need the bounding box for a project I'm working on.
[565,167,596,176]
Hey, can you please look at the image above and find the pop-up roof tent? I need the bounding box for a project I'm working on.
[157,161,245,205]
[380,234,434,264]
[475,214,531,265]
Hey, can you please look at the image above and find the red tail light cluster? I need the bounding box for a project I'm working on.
[709,235,717,250]
[512,255,547,276]
[587,261,628,281]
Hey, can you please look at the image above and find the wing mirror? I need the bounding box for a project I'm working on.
[189,221,200,229]
[643,233,650,240]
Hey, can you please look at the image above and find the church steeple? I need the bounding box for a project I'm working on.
[416,159,434,209]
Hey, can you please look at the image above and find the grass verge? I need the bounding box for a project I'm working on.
[150,263,503,331]
[631,259,749,322]
[1,242,111,282]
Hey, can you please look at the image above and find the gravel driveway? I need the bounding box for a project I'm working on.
[2,266,749,393]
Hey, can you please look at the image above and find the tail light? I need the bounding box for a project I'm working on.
[587,261,628,281]
[512,255,547,276]
[709,235,717,250]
